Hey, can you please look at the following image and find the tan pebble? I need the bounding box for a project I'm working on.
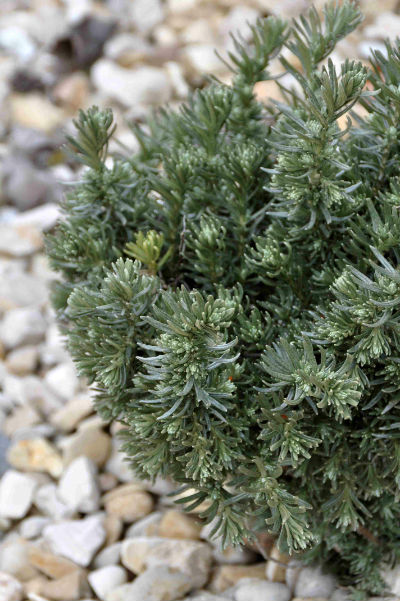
[103,514,123,545]
[24,571,88,601]
[7,438,63,478]
[0,571,23,601]
[292,598,330,601]
[209,563,268,593]
[3,405,41,437]
[98,473,118,493]
[5,345,39,375]
[53,72,90,112]
[60,427,111,467]
[49,395,93,433]
[266,544,290,582]
[28,547,79,579]
[103,484,154,523]
[159,509,202,540]
[9,94,65,133]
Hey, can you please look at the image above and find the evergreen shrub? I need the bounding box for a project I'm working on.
[47,2,400,594]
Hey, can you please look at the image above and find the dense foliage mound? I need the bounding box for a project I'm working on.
[47,2,400,594]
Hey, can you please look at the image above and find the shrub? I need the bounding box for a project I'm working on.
[47,1,400,594]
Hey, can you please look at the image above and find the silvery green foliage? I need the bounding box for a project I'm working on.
[47,3,400,595]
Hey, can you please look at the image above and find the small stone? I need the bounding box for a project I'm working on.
[294,567,337,599]
[105,439,132,482]
[9,94,65,133]
[59,427,111,468]
[209,564,267,594]
[10,205,60,233]
[292,598,330,601]
[103,483,154,523]
[125,512,163,538]
[233,578,291,601]
[183,45,226,76]
[158,510,202,540]
[91,60,171,108]
[93,543,122,568]
[382,564,400,595]
[53,72,90,112]
[40,324,70,367]
[44,363,80,402]
[0,470,37,519]
[266,545,289,583]
[49,395,93,433]
[3,406,41,438]
[0,309,46,350]
[19,517,51,540]
[106,566,191,601]
[98,473,118,493]
[165,61,189,99]
[103,514,123,546]
[28,548,78,580]
[188,594,227,601]
[5,347,39,376]
[286,560,303,593]
[43,515,106,567]
[0,571,23,601]
[34,483,75,520]
[0,269,47,311]
[88,566,127,601]
[130,0,164,33]
[0,225,42,258]
[58,457,100,513]
[28,571,88,601]
[7,438,63,478]
[121,536,212,589]
[0,538,38,581]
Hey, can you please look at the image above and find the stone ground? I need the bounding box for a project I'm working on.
[1,0,400,600]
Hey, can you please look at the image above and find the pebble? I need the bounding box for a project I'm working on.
[0,308,46,349]
[5,346,39,376]
[0,537,38,581]
[19,517,51,540]
[88,566,127,601]
[93,542,122,568]
[0,269,48,310]
[103,483,154,522]
[121,536,212,588]
[125,512,163,538]
[0,571,23,601]
[44,362,80,402]
[3,405,41,438]
[294,567,337,599]
[103,514,123,546]
[130,0,164,33]
[158,509,202,540]
[232,578,291,601]
[0,224,42,258]
[265,545,289,582]
[59,426,111,467]
[43,515,106,567]
[7,438,63,478]
[0,470,37,519]
[49,395,93,433]
[91,60,171,107]
[9,94,66,133]
[104,439,133,482]
[28,547,79,579]
[58,456,100,513]
[382,564,400,595]
[53,72,90,112]
[26,570,88,601]
[106,566,191,601]
[209,563,267,594]
[34,483,76,520]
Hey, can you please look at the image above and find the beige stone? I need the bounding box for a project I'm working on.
[209,563,267,593]
[103,484,154,523]
[7,439,63,478]
[121,537,212,589]
[158,510,202,540]
[9,94,65,133]
[49,395,93,433]
[28,548,78,579]
[105,566,192,601]
[24,571,88,601]
[103,514,123,546]
[0,538,39,582]
[59,427,111,467]
[266,545,290,583]
[5,346,39,376]
[53,72,90,112]
[98,473,118,493]
[3,405,41,437]
[0,571,23,601]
